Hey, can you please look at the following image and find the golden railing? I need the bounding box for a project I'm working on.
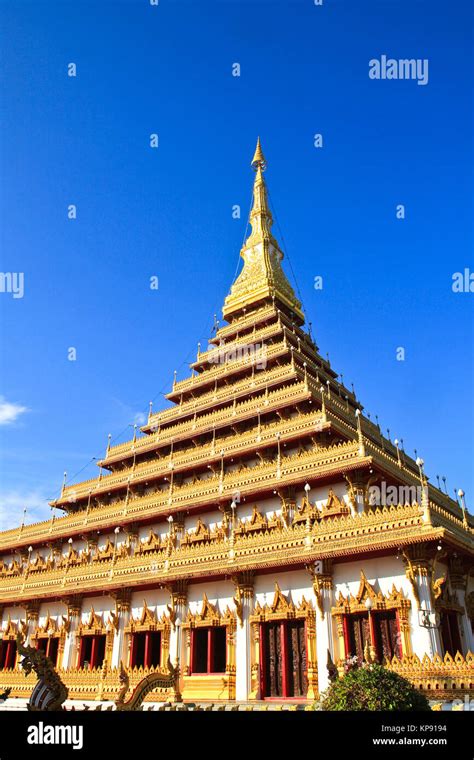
[212,305,277,342]
[1,438,362,552]
[149,342,291,425]
[1,649,471,702]
[102,375,307,464]
[188,318,283,371]
[0,502,437,602]
[386,651,473,697]
[0,663,176,703]
[58,410,326,505]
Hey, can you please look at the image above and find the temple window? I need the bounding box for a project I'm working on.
[78,634,106,670]
[182,594,236,683]
[76,607,113,670]
[130,631,162,668]
[333,571,412,664]
[345,610,401,662]
[0,639,17,670]
[37,637,60,667]
[124,600,171,670]
[260,619,307,698]
[191,626,226,674]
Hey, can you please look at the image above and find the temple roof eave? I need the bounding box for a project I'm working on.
[1,518,472,606]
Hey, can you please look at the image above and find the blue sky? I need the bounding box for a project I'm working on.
[0,0,472,530]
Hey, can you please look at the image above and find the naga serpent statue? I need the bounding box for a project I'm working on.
[115,658,181,710]
[16,634,68,711]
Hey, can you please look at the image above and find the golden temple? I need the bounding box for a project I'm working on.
[0,140,472,708]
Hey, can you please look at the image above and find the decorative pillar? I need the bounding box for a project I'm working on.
[404,552,442,658]
[249,620,262,700]
[232,571,254,701]
[63,596,82,669]
[111,590,131,669]
[166,580,187,687]
[310,563,334,696]
[305,610,318,700]
[278,488,296,528]
[25,602,39,646]
[397,604,412,657]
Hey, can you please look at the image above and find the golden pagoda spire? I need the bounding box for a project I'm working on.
[223,138,304,324]
[251,136,266,170]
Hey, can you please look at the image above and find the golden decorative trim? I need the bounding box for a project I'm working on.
[387,651,474,697]
[332,570,410,615]
[249,582,314,623]
[77,607,106,636]
[124,600,170,634]
[182,593,236,630]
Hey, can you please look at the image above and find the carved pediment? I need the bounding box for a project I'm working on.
[96,539,115,561]
[293,494,317,525]
[320,488,350,518]
[138,529,161,554]
[32,610,69,640]
[250,584,313,622]
[5,560,21,576]
[270,582,294,614]
[185,594,219,626]
[138,600,157,627]
[235,506,273,536]
[197,593,219,623]
[355,570,378,604]
[29,553,46,572]
[181,518,210,547]
[2,615,18,638]
[333,571,409,614]
[78,606,105,634]
[41,610,57,634]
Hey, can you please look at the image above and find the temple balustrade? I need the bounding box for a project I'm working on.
[58,409,326,505]
[3,439,364,552]
[149,351,297,426]
[0,502,439,601]
[102,378,310,464]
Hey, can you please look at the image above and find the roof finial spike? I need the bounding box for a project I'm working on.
[251,136,266,171]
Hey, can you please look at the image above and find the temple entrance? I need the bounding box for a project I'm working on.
[346,611,401,662]
[373,610,399,660]
[440,611,462,656]
[346,613,370,662]
[260,620,307,698]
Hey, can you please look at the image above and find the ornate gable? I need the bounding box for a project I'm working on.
[137,529,162,554]
[320,488,350,519]
[333,571,410,614]
[77,607,105,636]
[250,583,314,622]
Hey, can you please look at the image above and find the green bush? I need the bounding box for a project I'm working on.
[321,663,431,711]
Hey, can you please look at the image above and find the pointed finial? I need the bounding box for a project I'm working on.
[251,137,266,171]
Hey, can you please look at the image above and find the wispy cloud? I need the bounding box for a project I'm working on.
[0,489,51,531]
[109,397,148,428]
[0,396,28,426]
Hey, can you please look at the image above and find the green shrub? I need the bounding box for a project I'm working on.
[321,662,431,711]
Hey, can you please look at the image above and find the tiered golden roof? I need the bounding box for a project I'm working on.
[0,138,471,593]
